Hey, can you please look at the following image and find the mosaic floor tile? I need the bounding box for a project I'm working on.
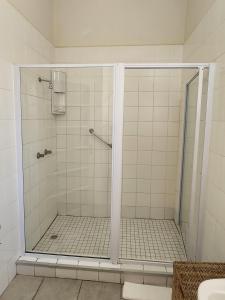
[33,216,186,262]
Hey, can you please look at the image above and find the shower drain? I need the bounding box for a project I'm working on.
[50,234,58,240]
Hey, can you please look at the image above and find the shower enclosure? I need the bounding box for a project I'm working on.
[15,63,214,264]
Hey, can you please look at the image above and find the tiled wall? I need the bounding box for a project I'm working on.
[56,67,113,217]
[0,0,53,295]
[183,0,225,261]
[20,68,57,251]
[3,0,225,294]
[54,66,184,220]
[54,45,184,221]
[121,69,182,219]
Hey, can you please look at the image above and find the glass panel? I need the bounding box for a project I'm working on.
[120,68,186,262]
[180,75,199,250]
[180,69,209,259]
[21,66,113,258]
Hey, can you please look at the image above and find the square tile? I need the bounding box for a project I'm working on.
[17,264,35,276]
[33,216,186,263]
[35,266,56,278]
[56,267,77,279]
[99,271,120,283]
[77,270,98,281]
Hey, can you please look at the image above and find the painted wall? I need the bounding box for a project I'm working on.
[7,0,187,47]
[185,0,215,38]
[183,0,225,261]
[53,0,187,47]
[54,45,183,64]
[7,0,53,43]
[0,0,53,295]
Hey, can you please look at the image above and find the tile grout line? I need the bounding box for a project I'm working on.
[33,216,186,261]
[77,280,83,299]
[32,277,45,300]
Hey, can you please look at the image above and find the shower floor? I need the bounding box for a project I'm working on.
[33,216,186,262]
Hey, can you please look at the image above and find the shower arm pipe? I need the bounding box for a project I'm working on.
[38,77,53,89]
[89,128,112,149]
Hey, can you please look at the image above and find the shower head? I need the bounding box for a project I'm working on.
[89,128,94,134]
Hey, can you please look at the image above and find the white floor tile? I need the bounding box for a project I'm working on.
[33,216,186,262]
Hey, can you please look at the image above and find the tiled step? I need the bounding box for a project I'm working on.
[16,255,173,286]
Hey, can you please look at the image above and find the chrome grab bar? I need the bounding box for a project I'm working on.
[89,128,112,149]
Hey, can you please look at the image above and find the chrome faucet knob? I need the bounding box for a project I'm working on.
[37,152,45,159]
[44,149,52,155]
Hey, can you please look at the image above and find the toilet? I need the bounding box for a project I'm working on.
[122,282,172,300]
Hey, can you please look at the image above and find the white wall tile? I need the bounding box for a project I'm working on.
[99,271,120,283]
[35,266,56,277]
[184,0,225,262]
[56,267,77,279]
[17,264,35,276]
[143,275,167,286]
[122,68,181,219]
[0,0,54,295]
[121,273,143,284]
[77,269,99,281]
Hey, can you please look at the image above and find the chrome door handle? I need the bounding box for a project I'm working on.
[89,128,112,149]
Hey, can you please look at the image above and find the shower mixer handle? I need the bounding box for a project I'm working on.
[37,152,45,159]
[44,149,52,155]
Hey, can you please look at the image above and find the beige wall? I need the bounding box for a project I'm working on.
[7,0,218,47]
[185,0,215,38]
[55,45,183,64]
[184,0,225,261]
[7,0,188,47]
[7,0,53,43]
[53,0,187,47]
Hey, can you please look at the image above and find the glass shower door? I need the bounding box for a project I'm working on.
[119,67,186,262]
[18,63,212,263]
[179,68,208,260]
[21,66,114,259]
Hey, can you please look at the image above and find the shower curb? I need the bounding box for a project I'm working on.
[16,255,173,286]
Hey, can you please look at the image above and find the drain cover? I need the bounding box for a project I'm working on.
[50,234,58,240]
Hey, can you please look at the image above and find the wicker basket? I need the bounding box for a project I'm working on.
[172,262,225,300]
